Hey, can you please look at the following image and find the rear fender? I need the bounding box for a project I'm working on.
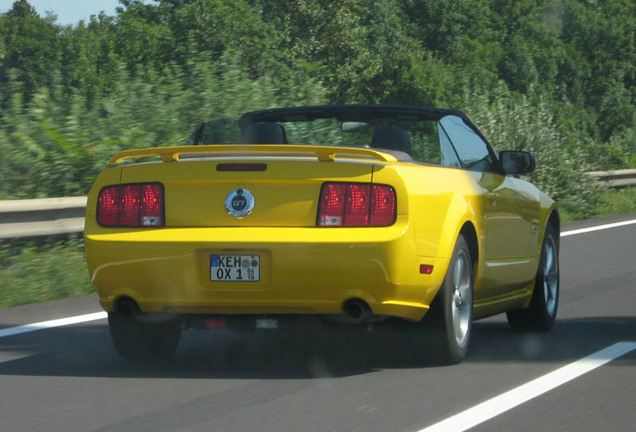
[437,192,480,260]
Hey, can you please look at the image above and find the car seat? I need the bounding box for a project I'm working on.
[370,127,411,155]
[242,122,289,144]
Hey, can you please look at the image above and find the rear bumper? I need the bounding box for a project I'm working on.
[85,220,449,321]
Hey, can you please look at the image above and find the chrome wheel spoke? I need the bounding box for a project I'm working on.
[451,252,471,348]
[544,247,553,277]
[542,236,558,316]
[453,257,464,289]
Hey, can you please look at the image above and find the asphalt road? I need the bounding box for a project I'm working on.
[0,214,634,432]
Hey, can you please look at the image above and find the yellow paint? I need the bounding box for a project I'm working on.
[85,145,557,321]
[109,144,398,164]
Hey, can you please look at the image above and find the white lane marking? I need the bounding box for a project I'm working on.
[0,311,107,339]
[561,219,636,237]
[417,341,636,432]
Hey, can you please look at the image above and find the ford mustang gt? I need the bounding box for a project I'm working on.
[84,105,560,364]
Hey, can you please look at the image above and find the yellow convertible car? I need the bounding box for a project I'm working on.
[85,105,560,364]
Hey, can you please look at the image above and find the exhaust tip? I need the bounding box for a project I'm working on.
[343,299,372,320]
[114,297,140,317]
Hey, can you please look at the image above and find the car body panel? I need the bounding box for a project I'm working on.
[86,221,449,322]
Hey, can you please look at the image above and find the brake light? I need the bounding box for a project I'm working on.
[318,182,396,227]
[370,184,397,226]
[97,186,119,226]
[97,183,164,227]
[318,183,346,226]
[345,184,371,225]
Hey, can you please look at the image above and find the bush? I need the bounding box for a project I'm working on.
[462,83,600,220]
[0,236,93,308]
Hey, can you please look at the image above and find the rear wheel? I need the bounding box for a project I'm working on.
[506,223,559,331]
[108,313,182,361]
[425,234,474,365]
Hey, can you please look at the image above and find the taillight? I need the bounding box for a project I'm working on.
[97,186,119,226]
[97,183,164,227]
[317,182,396,227]
[318,183,346,226]
[345,184,371,225]
[370,184,397,226]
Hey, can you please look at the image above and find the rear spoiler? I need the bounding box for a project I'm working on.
[109,144,399,164]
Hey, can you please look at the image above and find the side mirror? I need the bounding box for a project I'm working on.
[341,122,372,133]
[500,151,535,175]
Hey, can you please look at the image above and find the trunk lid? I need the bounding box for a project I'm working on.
[115,145,394,228]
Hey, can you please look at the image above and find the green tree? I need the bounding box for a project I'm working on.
[0,0,61,103]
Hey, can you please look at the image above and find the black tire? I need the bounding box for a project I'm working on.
[506,223,559,332]
[425,234,474,365]
[108,313,182,361]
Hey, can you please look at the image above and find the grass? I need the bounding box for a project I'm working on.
[545,187,636,222]
[593,187,636,217]
[0,188,635,309]
[0,236,94,309]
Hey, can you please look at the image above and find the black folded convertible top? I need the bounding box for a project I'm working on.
[238,104,470,129]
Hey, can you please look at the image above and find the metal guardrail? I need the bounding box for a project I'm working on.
[586,169,636,188]
[0,197,86,239]
[1,169,634,239]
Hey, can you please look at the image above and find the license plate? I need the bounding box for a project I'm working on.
[210,254,260,282]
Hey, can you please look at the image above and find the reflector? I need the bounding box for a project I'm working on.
[420,264,434,275]
[204,318,226,329]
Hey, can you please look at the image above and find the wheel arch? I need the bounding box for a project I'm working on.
[459,221,479,270]
[547,208,560,247]
[534,206,560,264]
[431,220,479,305]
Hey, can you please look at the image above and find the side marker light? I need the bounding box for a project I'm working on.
[420,264,434,275]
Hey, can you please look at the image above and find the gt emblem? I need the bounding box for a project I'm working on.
[224,188,255,218]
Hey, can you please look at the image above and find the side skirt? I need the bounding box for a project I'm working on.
[473,281,534,320]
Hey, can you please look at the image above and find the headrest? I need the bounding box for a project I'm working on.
[371,127,411,155]
[242,122,288,144]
